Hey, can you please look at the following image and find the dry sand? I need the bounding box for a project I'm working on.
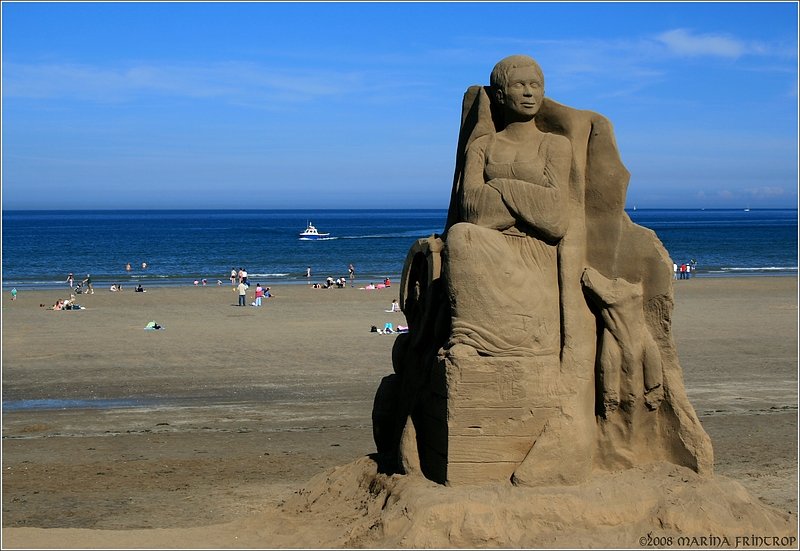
[1,276,798,548]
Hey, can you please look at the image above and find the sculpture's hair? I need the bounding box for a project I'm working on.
[490,54,544,92]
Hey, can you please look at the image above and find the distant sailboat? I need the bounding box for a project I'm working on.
[744,207,751,212]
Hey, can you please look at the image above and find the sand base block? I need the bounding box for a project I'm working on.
[444,351,567,485]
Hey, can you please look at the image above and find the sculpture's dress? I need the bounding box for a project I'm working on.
[444,131,570,357]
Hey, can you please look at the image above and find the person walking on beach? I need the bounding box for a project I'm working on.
[673,263,678,281]
[83,274,94,294]
[237,280,248,307]
[348,263,355,287]
[66,273,75,288]
[10,287,17,301]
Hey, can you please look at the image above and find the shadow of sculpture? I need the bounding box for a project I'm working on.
[372,54,713,486]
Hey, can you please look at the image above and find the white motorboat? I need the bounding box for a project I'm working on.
[298,222,331,240]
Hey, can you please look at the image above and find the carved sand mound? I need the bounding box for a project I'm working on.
[281,456,796,549]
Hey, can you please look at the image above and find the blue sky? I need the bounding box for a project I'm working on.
[2,2,797,210]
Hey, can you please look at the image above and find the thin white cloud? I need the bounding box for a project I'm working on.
[746,186,788,198]
[655,29,749,59]
[3,61,364,103]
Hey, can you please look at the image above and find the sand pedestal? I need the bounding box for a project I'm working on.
[443,349,563,484]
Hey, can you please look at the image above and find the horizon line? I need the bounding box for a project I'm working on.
[2,207,798,213]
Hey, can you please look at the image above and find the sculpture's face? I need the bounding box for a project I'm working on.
[499,65,544,119]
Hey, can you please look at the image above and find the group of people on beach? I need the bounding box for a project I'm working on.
[194,279,224,286]
[313,276,348,289]
[66,273,94,295]
[64,267,150,296]
[307,263,358,289]
[47,263,380,303]
[49,296,84,310]
[674,260,697,280]
[231,268,248,287]
[362,278,392,291]
[233,275,272,307]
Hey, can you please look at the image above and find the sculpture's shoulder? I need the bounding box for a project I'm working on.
[539,97,615,135]
[542,130,572,159]
[465,132,492,154]
[544,130,571,150]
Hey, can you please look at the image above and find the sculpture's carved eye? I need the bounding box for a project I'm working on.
[509,80,540,91]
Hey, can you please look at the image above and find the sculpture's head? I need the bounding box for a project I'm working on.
[490,54,545,122]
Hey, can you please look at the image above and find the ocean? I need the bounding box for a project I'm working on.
[1,209,797,291]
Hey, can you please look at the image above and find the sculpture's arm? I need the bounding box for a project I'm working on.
[486,135,571,240]
[460,137,516,230]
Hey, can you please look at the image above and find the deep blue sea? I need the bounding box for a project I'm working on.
[2,209,797,291]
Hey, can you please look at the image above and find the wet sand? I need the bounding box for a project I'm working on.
[2,276,797,546]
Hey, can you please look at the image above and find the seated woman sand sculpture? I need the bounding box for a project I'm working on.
[445,54,571,356]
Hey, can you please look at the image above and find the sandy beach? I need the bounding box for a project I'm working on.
[2,276,797,547]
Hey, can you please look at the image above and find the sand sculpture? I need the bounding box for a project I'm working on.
[373,54,714,486]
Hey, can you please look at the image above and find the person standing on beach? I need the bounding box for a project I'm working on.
[66,273,75,288]
[237,280,248,306]
[348,263,355,287]
[10,287,17,301]
[253,283,264,307]
[230,269,237,287]
[83,274,94,294]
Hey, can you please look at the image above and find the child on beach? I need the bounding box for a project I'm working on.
[10,287,17,301]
